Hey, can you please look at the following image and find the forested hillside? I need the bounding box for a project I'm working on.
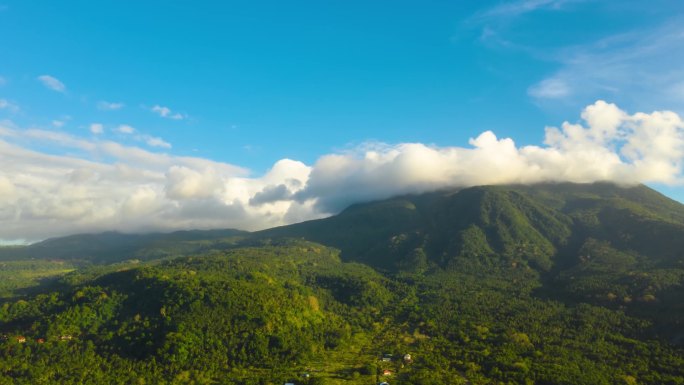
[260,183,684,339]
[1,183,683,384]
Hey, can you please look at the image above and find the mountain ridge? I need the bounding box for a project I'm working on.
[6,181,684,271]
[257,182,684,271]
[1,182,683,384]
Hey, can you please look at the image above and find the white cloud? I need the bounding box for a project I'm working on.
[0,175,16,200]
[151,105,185,120]
[0,76,6,86]
[90,123,104,135]
[117,124,135,134]
[105,124,170,148]
[14,128,96,152]
[1,101,683,242]
[152,105,171,117]
[298,100,684,212]
[0,99,19,113]
[528,78,570,99]
[165,166,222,200]
[52,120,65,128]
[37,75,66,93]
[143,136,172,149]
[97,101,124,111]
[0,122,252,241]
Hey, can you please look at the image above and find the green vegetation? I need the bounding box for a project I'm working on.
[1,183,683,384]
[0,260,76,299]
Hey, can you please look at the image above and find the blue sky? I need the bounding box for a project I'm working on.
[1,1,684,241]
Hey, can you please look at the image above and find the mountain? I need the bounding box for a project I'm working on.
[9,182,684,274]
[259,182,684,340]
[259,182,684,272]
[1,182,683,384]
[5,182,684,321]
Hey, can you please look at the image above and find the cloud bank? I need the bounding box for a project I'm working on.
[1,100,683,242]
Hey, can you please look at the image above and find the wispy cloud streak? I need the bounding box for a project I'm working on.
[37,75,66,92]
[97,101,124,111]
[475,0,588,19]
[528,21,684,110]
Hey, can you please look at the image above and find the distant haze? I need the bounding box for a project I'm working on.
[1,101,683,242]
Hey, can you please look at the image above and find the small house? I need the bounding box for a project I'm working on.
[16,336,26,343]
[383,369,393,376]
[381,353,393,362]
[36,338,45,344]
[403,353,412,363]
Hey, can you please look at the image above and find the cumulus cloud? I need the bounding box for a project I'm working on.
[249,184,293,206]
[0,101,683,242]
[151,105,185,120]
[97,101,124,111]
[37,75,66,92]
[0,123,257,241]
[297,100,684,212]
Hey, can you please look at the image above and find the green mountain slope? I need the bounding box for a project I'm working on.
[259,182,684,272]
[258,182,684,341]
[1,182,684,384]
